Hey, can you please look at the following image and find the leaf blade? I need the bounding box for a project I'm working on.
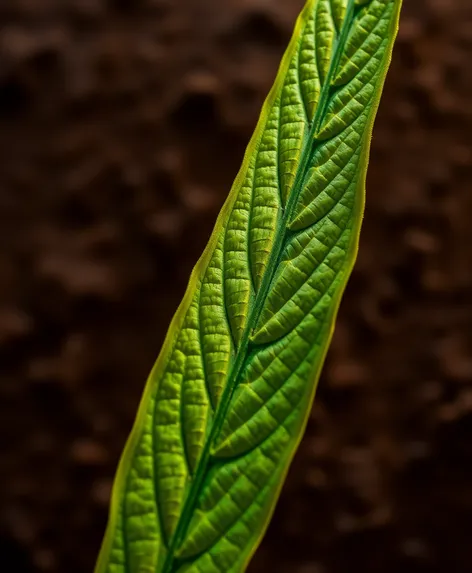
[95,1,402,572]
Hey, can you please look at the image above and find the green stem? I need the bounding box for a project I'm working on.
[161,2,357,571]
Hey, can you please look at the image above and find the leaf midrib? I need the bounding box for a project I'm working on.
[161,1,358,571]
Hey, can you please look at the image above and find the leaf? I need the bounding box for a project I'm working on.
[95,1,402,572]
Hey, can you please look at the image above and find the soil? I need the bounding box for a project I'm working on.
[0,1,471,572]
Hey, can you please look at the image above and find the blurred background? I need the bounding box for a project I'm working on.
[0,0,471,572]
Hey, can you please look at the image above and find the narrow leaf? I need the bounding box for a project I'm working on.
[95,1,402,572]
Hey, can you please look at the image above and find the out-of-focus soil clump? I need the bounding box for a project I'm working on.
[0,1,471,572]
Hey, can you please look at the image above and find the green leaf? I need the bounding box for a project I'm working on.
[95,1,402,572]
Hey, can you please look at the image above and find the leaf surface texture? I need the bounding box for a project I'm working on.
[95,1,402,572]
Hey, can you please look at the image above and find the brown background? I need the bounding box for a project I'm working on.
[1,1,471,572]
